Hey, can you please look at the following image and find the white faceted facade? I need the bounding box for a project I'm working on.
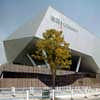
[35,7,100,73]
[1,6,100,73]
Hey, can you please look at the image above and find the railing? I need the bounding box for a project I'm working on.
[0,86,100,100]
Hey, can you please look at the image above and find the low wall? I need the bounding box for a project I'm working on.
[0,74,99,88]
[0,64,100,88]
[0,78,47,88]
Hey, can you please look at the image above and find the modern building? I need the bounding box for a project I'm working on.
[0,6,100,88]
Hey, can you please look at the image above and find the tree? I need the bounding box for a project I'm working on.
[32,29,71,88]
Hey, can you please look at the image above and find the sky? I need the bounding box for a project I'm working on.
[0,0,100,41]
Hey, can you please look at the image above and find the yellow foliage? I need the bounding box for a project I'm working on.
[32,29,72,88]
[32,29,71,70]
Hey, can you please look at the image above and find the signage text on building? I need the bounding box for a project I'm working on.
[51,16,78,32]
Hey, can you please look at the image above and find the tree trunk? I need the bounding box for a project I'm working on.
[52,70,56,89]
[49,62,56,89]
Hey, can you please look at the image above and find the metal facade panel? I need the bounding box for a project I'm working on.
[4,37,33,63]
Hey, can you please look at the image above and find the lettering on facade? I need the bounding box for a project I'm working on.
[51,16,78,32]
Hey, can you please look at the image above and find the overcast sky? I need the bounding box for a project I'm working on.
[0,0,100,41]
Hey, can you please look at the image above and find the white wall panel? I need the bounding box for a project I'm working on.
[35,6,100,71]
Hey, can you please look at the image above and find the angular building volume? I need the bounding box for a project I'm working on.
[1,6,100,74]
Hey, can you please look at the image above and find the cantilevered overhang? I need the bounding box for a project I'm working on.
[71,50,99,73]
[8,36,99,73]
